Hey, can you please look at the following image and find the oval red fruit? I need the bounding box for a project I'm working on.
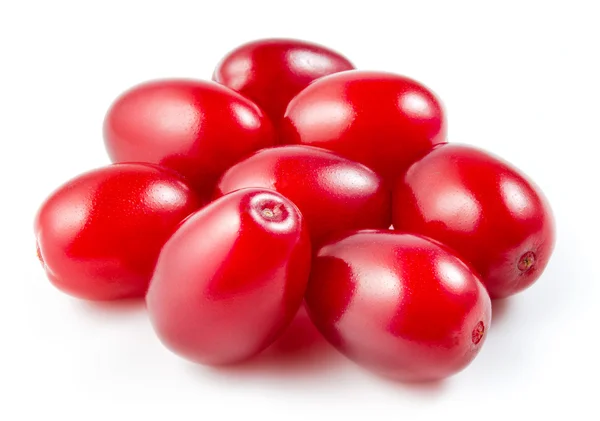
[282,71,446,181]
[215,145,390,246]
[305,230,491,381]
[34,163,202,301]
[146,188,311,365]
[103,79,276,199]
[392,144,555,298]
[213,38,354,130]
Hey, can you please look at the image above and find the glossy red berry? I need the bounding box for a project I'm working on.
[305,230,491,381]
[282,71,446,181]
[103,79,276,199]
[34,163,202,301]
[146,188,311,365]
[392,144,555,298]
[213,38,354,131]
[215,145,391,246]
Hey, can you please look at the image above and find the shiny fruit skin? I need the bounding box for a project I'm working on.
[392,144,555,299]
[305,231,491,382]
[281,71,446,181]
[215,145,391,246]
[34,163,203,301]
[146,188,311,365]
[103,79,276,199]
[213,38,354,131]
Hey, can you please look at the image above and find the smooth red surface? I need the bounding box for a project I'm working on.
[146,188,311,365]
[305,231,491,381]
[215,145,391,246]
[103,79,276,199]
[34,164,202,301]
[392,144,555,298]
[281,71,446,181]
[213,38,354,132]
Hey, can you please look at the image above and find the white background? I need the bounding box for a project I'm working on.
[1,1,598,420]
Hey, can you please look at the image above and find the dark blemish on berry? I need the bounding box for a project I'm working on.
[472,321,485,345]
[36,241,45,267]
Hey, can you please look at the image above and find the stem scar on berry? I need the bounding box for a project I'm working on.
[518,251,536,272]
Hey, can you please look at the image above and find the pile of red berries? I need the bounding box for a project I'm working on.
[35,39,555,382]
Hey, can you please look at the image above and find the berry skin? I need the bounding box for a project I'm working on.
[34,163,203,300]
[282,70,446,182]
[213,38,354,131]
[103,79,276,200]
[146,188,311,365]
[305,230,491,382]
[216,145,391,246]
[392,143,555,298]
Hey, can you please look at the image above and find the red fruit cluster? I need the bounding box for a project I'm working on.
[35,38,555,382]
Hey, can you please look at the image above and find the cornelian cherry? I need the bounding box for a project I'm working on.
[392,144,555,298]
[146,188,311,365]
[305,230,491,381]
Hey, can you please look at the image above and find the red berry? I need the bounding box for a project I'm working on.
[305,231,491,381]
[392,144,555,298]
[34,164,202,301]
[103,79,275,200]
[213,38,354,131]
[282,71,446,181]
[146,188,311,365]
[215,145,390,246]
